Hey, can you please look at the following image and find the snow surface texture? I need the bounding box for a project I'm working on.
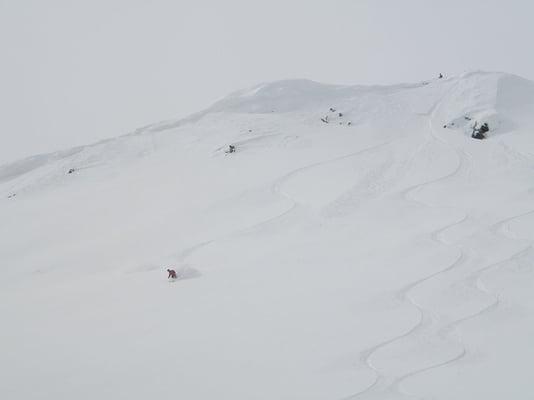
[1,71,534,399]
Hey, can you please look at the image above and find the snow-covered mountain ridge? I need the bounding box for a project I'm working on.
[1,71,533,399]
[2,71,532,184]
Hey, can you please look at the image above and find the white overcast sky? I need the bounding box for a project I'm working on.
[1,0,533,163]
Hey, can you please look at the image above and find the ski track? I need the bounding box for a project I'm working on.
[172,136,400,277]
[343,84,469,399]
[343,83,534,400]
[341,83,470,400]
[391,214,534,399]
[389,86,473,398]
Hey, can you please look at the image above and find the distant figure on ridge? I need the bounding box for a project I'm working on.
[167,269,177,280]
[438,73,443,79]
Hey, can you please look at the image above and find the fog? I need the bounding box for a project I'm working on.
[1,0,533,163]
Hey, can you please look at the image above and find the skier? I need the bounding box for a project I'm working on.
[167,268,177,280]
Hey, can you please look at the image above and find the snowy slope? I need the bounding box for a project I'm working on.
[1,71,533,400]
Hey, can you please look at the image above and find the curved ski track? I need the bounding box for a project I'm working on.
[174,135,400,274]
[343,85,534,400]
